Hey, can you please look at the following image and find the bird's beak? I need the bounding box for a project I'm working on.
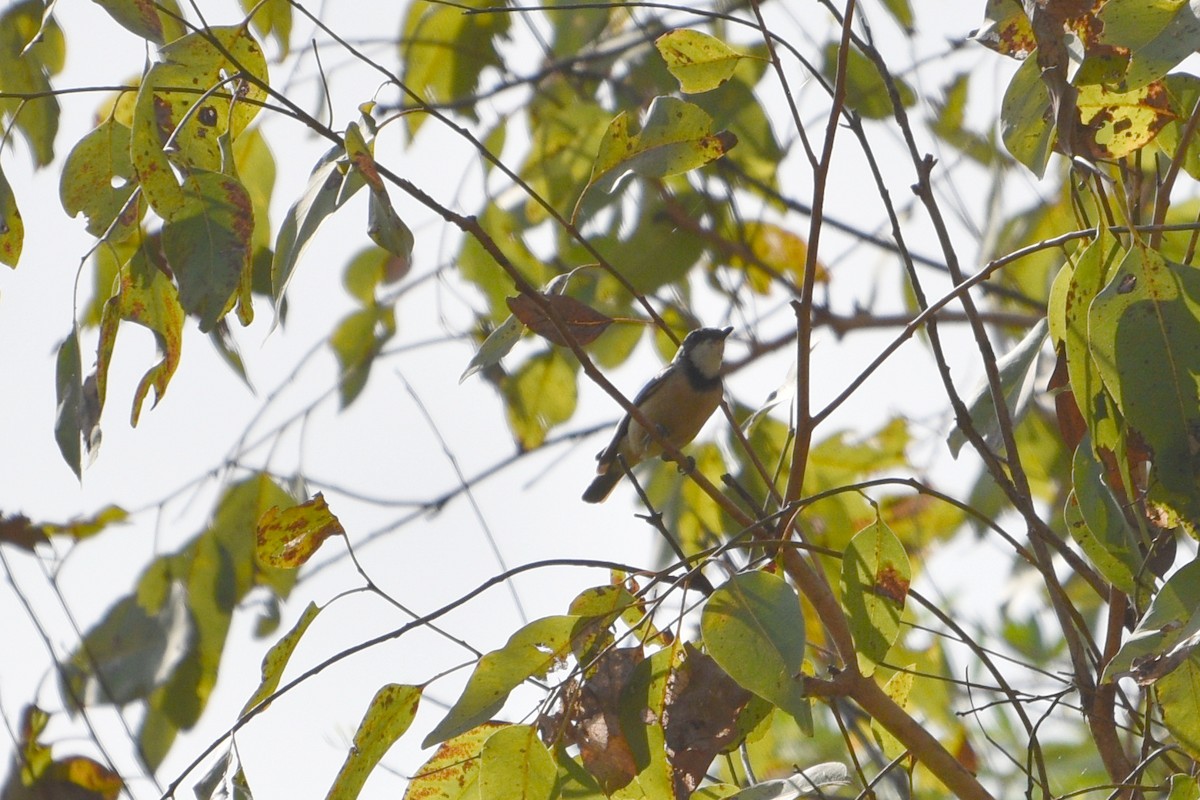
[720,327,734,338]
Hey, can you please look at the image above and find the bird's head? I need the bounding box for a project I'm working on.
[678,326,733,380]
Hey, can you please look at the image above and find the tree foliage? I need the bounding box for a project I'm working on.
[3,0,1200,798]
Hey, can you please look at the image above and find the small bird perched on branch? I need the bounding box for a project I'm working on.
[583,326,733,503]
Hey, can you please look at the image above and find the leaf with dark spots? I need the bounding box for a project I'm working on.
[255,493,345,569]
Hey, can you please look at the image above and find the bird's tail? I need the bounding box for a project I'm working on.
[582,468,623,503]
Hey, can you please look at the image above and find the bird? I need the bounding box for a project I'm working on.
[583,326,733,503]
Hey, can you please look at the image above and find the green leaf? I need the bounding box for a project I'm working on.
[701,571,810,730]
[1156,653,1200,759]
[575,96,737,221]
[423,616,584,747]
[1001,55,1054,177]
[330,306,396,408]
[272,146,366,305]
[870,668,914,761]
[95,242,185,425]
[479,725,557,800]
[0,1,62,166]
[0,160,23,267]
[241,0,293,55]
[60,583,193,708]
[1088,243,1200,522]
[327,683,423,800]
[399,0,510,136]
[947,318,1047,458]
[616,641,681,798]
[655,30,750,94]
[367,186,414,266]
[406,723,506,800]
[162,171,255,332]
[461,315,524,383]
[1168,773,1200,800]
[1091,0,1200,92]
[822,43,915,120]
[255,493,346,570]
[840,518,911,675]
[130,24,268,220]
[241,602,322,715]
[1065,434,1146,594]
[502,350,578,449]
[59,119,143,241]
[91,0,186,44]
[1104,556,1200,681]
[54,331,84,479]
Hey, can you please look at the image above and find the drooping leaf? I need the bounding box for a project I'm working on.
[575,96,737,221]
[271,145,366,305]
[478,724,557,800]
[1104,556,1200,683]
[60,583,193,708]
[241,0,293,55]
[840,518,911,675]
[255,493,346,569]
[1065,435,1146,594]
[54,331,84,479]
[0,514,47,552]
[241,602,321,715]
[423,616,584,747]
[701,571,810,731]
[330,306,396,409]
[130,24,268,220]
[59,118,143,240]
[327,683,423,800]
[0,1,62,166]
[723,763,854,800]
[947,318,1047,458]
[0,160,23,267]
[870,668,915,762]
[398,0,510,136]
[1088,244,1200,525]
[95,239,185,425]
[655,30,750,94]
[405,723,507,800]
[161,170,255,332]
[1000,54,1054,177]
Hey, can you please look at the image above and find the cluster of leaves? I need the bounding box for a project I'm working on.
[6,0,1200,798]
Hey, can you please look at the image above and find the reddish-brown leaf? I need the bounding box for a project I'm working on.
[507,293,613,347]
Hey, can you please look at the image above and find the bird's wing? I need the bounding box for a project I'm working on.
[595,364,673,469]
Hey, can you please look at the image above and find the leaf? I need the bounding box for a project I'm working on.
[326,684,423,800]
[701,571,810,731]
[367,186,414,266]
[1104,556,1200,682]
[1064,435,1146,594]
[255,492,346,569]
[95,241,185,426]
[162,171,255,332]
[0,1,62,166]
[729,221,824,294]
[240,602,322,715]
[330,306,396,409]
[91,0,186,44]
[970,0,1035,58]
[656,30,750,94]
[1075,80,1173,160]
[130,24,268,220]
[478,725,557,800]
[870,668,914,762]
[502,350,578,449]
[59,118,143,240]
[423,616,584,747]
[0,160,23,267]
[405,723,507,800]
[461,315,525,383]
[241,0,293,55]
[43,505,129,541]
[507,293,613,347]
[839,518,911,676]
[1091,0,1200,92]
[1088,244,1200,523]
[54,331,86,479]
[947,318,1047,458]
[822,43,915,120]
[1000,55,1054,177]
[271,145,367,305]
[399,0,510,136]
[0,514,48,552]
[60,583,193,708]
[1156,656,1200,760]
[575,96,737,222]
[724,763,853,800]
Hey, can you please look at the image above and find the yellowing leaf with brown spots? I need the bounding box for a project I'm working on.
[255,493,345,569]
[1076,80,1173,160]
[656,30,750,94]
